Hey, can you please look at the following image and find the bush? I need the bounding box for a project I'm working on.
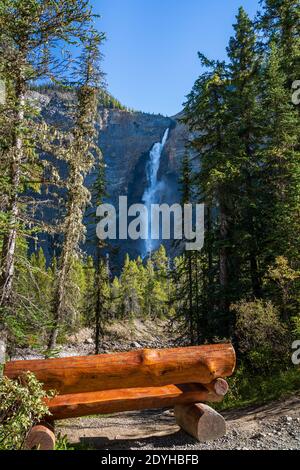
[264,256,300,322]
[0,373,53,450]
[233,299,290,372]
[216,365,300,410]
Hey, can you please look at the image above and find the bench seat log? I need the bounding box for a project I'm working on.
[4,344,235,395]
[45,383,225,421]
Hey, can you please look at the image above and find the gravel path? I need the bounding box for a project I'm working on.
[57,394,300,450]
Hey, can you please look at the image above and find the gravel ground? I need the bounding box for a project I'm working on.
[57,394,300,450]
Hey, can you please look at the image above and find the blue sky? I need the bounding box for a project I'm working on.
[92,0,261,116]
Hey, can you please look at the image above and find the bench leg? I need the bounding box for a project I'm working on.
[174,403,226,442]
[25,422,55,450]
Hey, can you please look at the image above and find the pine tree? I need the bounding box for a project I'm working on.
[111,276,121,319]
[84,107,108,353]
[95,259,111,354]
[120,255,144,318]
[48,33,105,350]
[84,256,110,354]
[183,8,264,337]
[259,42,300,269]
[174,153,198,343]
[258,0,300,81]
[180,153,193,206]
[6,245,54,352]
[183,55,236,335]
[182,3,299,343]
[151,246,169,318]
[0,0,98,359]
[226,7,263,299]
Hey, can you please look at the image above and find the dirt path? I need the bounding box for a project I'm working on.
[57,394,300,450]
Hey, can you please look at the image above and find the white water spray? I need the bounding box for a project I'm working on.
[142,128,169,256]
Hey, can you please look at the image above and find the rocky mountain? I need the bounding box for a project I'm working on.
[32,88,196,269]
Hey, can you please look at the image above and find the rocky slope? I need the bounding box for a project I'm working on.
[11,318,178,361]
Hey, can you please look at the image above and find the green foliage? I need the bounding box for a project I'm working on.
[0,373,53,450]
[233,299,290,372]
[181,1,300,348]
[292,316,300,337]
[257,0,300,80]
[3,246,106,352]
[3,243,54,352]
[217,364,300,411]
[47,31,105,350]
[264,256,300,322]
[98,89,127,110]
[119,255,144,318]
[116,247,171,320]
[55,433,75,451]
[0,0,105,355]
[55,433,96,450]
[0,1,298,417]
[84,257,111,353]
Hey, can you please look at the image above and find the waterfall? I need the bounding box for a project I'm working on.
[142,128,169,256]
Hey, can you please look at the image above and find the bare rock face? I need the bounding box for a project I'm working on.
[32,88,194,266]
[162,114,192,174]
[96,108,173,206]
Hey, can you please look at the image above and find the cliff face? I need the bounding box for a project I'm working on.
[33,89,195,266]
[96,108,173,206]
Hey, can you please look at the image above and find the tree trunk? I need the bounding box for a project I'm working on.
[206,206,213,286]
[219,201,230,318]
[47,259,69,351]
[0,326,7,367]
[250,249,262,298]
[219,205,228,288]
[0,71,25,308]
[95,285,101,355]
[47,187,77,352]
[194,254,202,343]
[95,266,104,355]
[0,66,26,362]
[187,253,194,344]
[244,146,262,299]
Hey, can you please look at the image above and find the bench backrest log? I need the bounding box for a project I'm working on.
[4,344,236,395]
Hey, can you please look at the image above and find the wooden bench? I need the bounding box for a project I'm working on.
[4,343,236,450]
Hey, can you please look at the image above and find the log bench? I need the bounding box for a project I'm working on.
[4,343,236,450]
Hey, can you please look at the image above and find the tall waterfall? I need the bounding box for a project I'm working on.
[142,128,169,256]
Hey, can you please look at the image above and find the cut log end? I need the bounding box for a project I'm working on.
[174,403,226,442]
[24,424,55,450]
[206,378,229,397]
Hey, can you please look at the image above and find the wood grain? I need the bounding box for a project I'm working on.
[4,344,236,395]
[45,383,223,420]
[174,403,226,442]
[24,423,55,450]
[205,378,229,396]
